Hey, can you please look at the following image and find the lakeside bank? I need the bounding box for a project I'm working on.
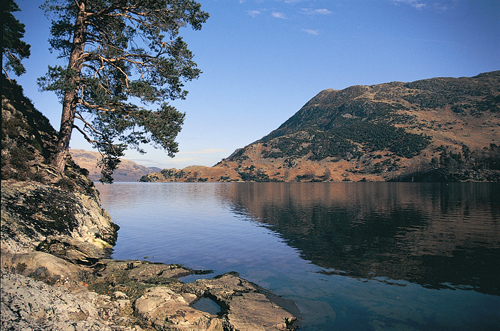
[1,78,299,331]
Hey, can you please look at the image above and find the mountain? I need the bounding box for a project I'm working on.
[70,149,160,182]
[141,71,500,183]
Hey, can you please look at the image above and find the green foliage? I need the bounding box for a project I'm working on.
[160,168,185,179]
[95,143,125,184]
[1,0,31,78]
[238,166,271,181]
[37,0,208,182]
[262,121,431,161]
[402,75,500,113]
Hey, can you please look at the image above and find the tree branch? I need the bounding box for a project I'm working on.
[2,67,11,81]
[75,113,103,136]
[72,124,98,144]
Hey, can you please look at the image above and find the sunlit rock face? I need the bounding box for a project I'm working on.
[1,180,117,260]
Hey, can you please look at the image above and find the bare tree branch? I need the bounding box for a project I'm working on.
[73,124,98,144]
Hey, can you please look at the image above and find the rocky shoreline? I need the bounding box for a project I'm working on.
[1,79,299,330]
[1,180,299,331]
[1,255,299,331]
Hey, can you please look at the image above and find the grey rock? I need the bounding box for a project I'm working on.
[1,179,117,260]
[0,268,139,331]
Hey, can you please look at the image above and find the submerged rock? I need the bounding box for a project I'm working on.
[188,273,299,331]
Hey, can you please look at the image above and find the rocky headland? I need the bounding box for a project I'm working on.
[1,78,299,330]
[141,71,500,183]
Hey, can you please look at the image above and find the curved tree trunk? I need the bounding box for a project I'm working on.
[53,1,87,174]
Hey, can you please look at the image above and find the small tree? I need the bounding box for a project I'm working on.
[38,0,208,183]
[1,0,31,79]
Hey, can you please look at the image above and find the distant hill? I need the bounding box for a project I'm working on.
[70,149,159,182]
[141,71,500,182]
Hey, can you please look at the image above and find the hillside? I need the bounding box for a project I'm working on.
[141,71,500,183]
[70,149,160,182]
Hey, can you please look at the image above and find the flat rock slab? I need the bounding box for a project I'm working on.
[102,260,197,283]
[135,286,226,330]
[102,262,299,330]
[189,274,299,331]
[1,257,299,330]
[227,291,296,331]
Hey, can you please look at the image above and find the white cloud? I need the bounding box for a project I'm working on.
[248,10,261,18]
[391,0,460,11]
[301,8,332,15]
[412,3,426,9]
[314,8,332,15]
[303,29,319,35]
[272,12,287,19]
[392,0,427,9]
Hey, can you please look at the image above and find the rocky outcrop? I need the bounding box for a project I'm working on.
[1,180,116,259]
[134,272,298,331]
[1,77,299,330]
[1,77,119,263]
[1,268,141,331]
[1,258,299,330]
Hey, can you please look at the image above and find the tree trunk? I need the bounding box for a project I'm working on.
[53,1,87,174]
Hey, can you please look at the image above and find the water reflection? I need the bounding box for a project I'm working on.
[97,182,500,330]
[218,182,500,295]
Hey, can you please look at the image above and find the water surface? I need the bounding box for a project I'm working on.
[97,182,500,330]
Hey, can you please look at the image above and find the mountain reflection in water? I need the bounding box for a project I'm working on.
[224,182,500,296]
[98,182,500,330]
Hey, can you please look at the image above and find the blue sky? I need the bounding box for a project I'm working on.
[13,0,500,169]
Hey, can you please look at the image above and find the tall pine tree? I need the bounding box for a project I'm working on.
[38,0,208,183]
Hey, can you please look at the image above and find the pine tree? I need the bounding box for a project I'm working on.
[38,0,208,183]
[1,0,31,79]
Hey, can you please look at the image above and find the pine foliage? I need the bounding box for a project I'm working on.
[38,0,208,182]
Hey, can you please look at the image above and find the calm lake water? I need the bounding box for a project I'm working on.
[96,182,500,330]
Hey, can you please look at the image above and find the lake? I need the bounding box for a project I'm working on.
[96,182,500,330]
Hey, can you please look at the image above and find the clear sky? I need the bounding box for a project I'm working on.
[13,0,500,169]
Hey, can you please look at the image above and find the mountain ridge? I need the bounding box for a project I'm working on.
[141,71,500,183]
[70,149,160,182]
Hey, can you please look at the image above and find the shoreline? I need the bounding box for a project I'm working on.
[1,179,299,331]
